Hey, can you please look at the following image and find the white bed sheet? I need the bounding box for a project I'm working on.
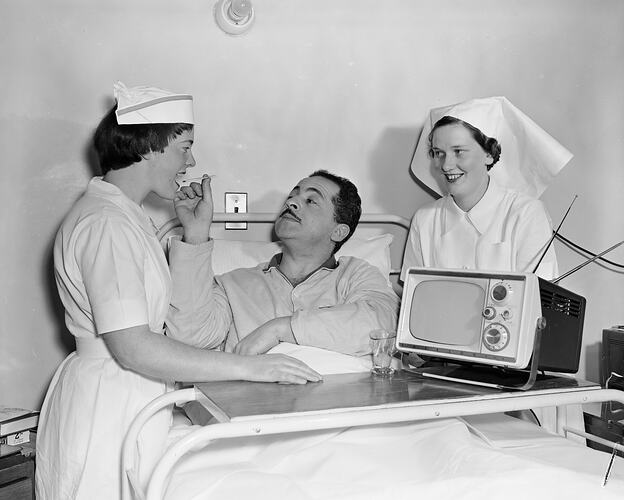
[155,346,624,500]
[164,416,624,500]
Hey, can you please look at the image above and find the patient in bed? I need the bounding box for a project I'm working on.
[167,170,399,361]
[159,173,624,499]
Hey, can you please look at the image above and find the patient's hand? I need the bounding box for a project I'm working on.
[234,317,295,355]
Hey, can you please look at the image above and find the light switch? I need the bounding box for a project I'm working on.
[225,192,247,230]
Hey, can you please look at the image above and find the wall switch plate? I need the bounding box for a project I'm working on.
[225,192,247,230]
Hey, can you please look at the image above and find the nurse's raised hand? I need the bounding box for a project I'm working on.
[174,176,213,244]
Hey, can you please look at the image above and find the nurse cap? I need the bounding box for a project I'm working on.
[113,81,194,125]
[410,96,573,198]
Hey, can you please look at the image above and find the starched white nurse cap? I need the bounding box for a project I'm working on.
[113,81,194,125]
[410,96,573,199]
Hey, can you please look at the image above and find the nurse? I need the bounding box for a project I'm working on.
[401,96,577,435]
[401,96,573,282]
[35,82,321,500]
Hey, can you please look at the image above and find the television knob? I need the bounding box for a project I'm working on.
[491,283,511,303]
[502,309,512,320]
[483,307,496,320]
[483,323,509,351]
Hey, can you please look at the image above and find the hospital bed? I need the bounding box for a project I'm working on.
[123,213,624,500]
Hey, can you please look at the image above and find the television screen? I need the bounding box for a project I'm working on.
[409,280,486,347]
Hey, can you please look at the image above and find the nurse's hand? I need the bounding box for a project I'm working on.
[174,176,213,244]
[246,354,322,384]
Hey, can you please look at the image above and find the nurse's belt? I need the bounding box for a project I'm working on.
[410,96,573,199]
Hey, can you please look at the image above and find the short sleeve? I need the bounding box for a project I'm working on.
[75,215,150,334]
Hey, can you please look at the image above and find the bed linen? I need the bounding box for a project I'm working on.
[163,416,624,500]
[153,346,624,500]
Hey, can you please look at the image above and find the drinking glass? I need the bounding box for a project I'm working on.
[369,329,397,376]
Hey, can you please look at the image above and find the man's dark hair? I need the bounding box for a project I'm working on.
[93,105,193,174]
[309,170,361,253]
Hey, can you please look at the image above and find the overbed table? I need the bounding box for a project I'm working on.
[126,370,624,500]
[194,369,599,425]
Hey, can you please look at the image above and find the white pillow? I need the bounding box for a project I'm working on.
[267,343,372,375]
[211,233,393,279]
[339,233,393,280]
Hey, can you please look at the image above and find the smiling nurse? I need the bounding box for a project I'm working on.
[35,82,320,500]
[401,96,573,282]
[401,96,576,436]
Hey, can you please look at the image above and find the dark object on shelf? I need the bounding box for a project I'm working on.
[0,452,35,500]
[584,412,624,458]
[600,328,624,422]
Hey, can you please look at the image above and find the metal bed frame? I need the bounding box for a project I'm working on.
[123,384,624,500]
[156,212,411,276]
[121,212,624,500]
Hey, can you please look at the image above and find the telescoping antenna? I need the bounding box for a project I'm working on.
[552,238,624,284]
[532,195,578,274]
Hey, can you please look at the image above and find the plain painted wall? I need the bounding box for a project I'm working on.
[1,0,623,410]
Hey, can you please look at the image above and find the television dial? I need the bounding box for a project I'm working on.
[491,282,511,303]
[482,307,496,320]
[482,323,509,351]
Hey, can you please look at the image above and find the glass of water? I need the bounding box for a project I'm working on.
[369,329,397,376]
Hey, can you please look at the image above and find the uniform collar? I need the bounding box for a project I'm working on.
[445,177,505,235]
[88,177,157,235]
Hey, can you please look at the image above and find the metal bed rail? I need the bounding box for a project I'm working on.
[122,387,624,500]
[155,213,411,242]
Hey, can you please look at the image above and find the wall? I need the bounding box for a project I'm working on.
[1,0,622,410]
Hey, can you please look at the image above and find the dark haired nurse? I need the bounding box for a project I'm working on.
[401,96,574,282]
[35,82,320,500]
[401,96,578,438]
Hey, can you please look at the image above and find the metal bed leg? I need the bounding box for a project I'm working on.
[556,404,568,436]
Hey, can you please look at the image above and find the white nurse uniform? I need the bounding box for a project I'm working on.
[36,178,172,499]
[401,178,558,281]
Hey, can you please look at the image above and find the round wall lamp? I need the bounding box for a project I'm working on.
[214,0,255,36]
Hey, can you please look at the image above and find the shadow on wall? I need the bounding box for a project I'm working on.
[368,125,441,216]
[42,243,74,356]
[367,125,439,270]
[41,136,101,362]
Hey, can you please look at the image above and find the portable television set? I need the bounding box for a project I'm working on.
[398,267,568,372]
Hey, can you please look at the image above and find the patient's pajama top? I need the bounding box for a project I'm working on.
[35,178,205,500]
[166,244,400,356]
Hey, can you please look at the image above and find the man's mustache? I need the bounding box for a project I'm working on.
[279,206,301,222]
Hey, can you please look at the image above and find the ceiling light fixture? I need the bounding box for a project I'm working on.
[214,0,255,36]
